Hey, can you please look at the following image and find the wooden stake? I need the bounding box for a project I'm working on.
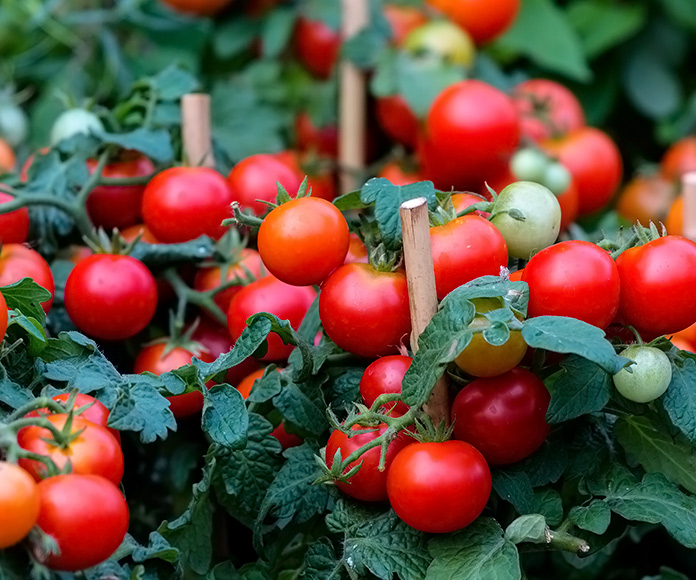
[400,197,449,427]
[339,0,368,195]
[682,172,696,241]
[181,93,215,169]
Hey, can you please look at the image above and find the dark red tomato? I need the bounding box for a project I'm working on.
[420,80,520,191]
[426,0,520,44]
[377,160,423,186]
[227,276,316,361]
[616,235,696,336]
[258,197,350,286]
[270,422,304,449]
[661,136,696,183]
[142,167,234,243]
[134,342,215,418]
[386,440,491,533]
[294,112,338,158]
[344,233,369,264]
[0,290,6,340]
[119,223,159,244]
[35,474,129,571]
[451,367,550,465]
[557,178,580,232]
[326,423,413,502]
[512,79,586,143]
[18,415,124,485]
[383,3,428,46]
[522,240,620,329]
[360,355,411,415]
[294,17,341,79]
[319,263,411,358]
[542,127,622,217]
[430,215,508,300]
[160,0,232,15]
[375,96,420,149]
[64,254,157,340]
[0,244,54,313]
[0,191,29,243]
[615,175,674,228]
[227,153,304,216]
[85,153,155,230]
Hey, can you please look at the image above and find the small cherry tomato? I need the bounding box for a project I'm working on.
[613,345,672,403]
[360,355,412,415]
[0,191,29,244]
[0,462,40,549]
[0,244,54,313]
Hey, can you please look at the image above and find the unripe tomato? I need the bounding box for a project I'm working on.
[404,20,476,67]
[613,345,672,403]
[0,462,40,549]
[50,109,104,145]
[0,191,29,244]
[0,101,28,147]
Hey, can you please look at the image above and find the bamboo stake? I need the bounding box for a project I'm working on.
[181,93,215,169]
[400,197,449,427]
[339,0,368,195]
[682,172,696,241]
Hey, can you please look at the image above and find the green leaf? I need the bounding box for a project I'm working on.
[441,276,528,318]
[326,367,364,414]
[150,65,201,101]
[1,278,51,322]
[427,518,521,580]
[202,384,248,450]
[658,0,696,29]
[662,356,696,445]
[569,500,612,535]
[6,313,47,355]
[544,355,612,423]
[272,375,329,437]
[40,342,123,393]
[130,236,215,268]
[0,371,33,410]
[97,128,174,163]
[533,488,563,527]
[504,514,547,545]
[299,538,341,580]
[492,470,536,515]
[566,415,616,483]
[332,190,366,211]
[261,8,297,58]
[213,17,259,59]
[246,366,282,404]
[622,48,682,119]
[642,567,691,580]
[516,439,568,487]
[121,532,180,564]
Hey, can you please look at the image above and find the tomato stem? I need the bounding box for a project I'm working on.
[5,397,67,423]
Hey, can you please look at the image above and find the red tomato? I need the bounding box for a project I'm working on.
[294,112,338,158]
[258,197,349,286]
[135,342,215,418]
[0,290,6,341]
[294,17,341,79]
[615,174,674,227]
[420,80,520,191]
[35,474,129,571]
[307,167,338,202]
[426,0,520,44]
[160,0,232,15]
[85,154,154,230]
[119,223,160,244]
[0,462,40,549]
[386,440,491,533]
[375,96,420,149]
[383,4,428,46]
[615,235,696,336]
[227,275,316,361]
[319,263,411,358]
[451,192,488,216]
[430,215,508,300]
[360,355,411,415]
[141,167,234,243]
[18,415,124,485]
[542,127,622,216]
[326,423,413,502]
[344,233,369,264]
[557,178,580,231]
[270,422,303,449]
[451,367,550,465]
[661,136,696,183]
[0,244,54,313]
[522,240,620,329]
[377,160,423,186]
[0,191,29,244]
[64,254,157,340]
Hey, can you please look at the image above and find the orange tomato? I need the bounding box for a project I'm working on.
[0,462,40,549]
[665,196,683,235]
[661,136,696,183]
[0,138,15,173]
[616,174,675,227]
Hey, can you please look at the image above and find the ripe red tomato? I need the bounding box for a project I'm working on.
[661,136,696,183]
[377,160,422,186]
[64,254,157,340]
[227,153,304,216]
[319,263,411,358]
[375,96,420,149]
[450,192,489,216]
[615,175,674,227]
[522,240,620,329]
[383,4,428,46]
[258,197,349,286]
[326,423,413,502]
[451,367,550,465]
[294,112,338,158]
[557,178,580,232]
[0,244,54,313]
[142,167,234,243]
[430,215,508,300]
[227,275,316,361]
[615,235,696,337]
[0,290,7,341]
[386,440,491,533]
[0,191,29,244]
[85,153,155,230]
[18,415,124,485]
[420,80,520,191]
[360,355,412,415]
[344,233,369,264]
[35,474,129,571]
[294,17,341,79]
[542,127,622,216]
[0,462,40,549]
[426,0,520,44]
[134,342,215,418]
[159,0,232,15]
[270,422,303,449]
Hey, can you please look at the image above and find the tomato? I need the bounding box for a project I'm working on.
[383,4,428,46]
[120,223,159,244]
[523,240,620,329]
[405,20,475,67]
[508,268,524,282]
[326,423,413,502]
[270,422,304,449]
[615,235,696,336]
[0,101,28,147]
[306,166,338,202]
[451,367,550,465]
[556,177,580,232]
[0,191,29,243]
[0,462,39,549]
[160,0,232,15]
[18,415,124,485]
[665,195,683,235]
[85,153,155,230]
[490,181,561,260]
[294,112,338,158]
[142,167,234,243]
[613,345,672,403]
[65,254,157,340]
[360,355,411,415]
[430,215,508,300]
[420,80,520,191]
[344,233,369,264]
[227,275,316,361]
[542,127,622,216]
[669,321,696,349]
[669,335,693,352]
[236,367,266,399]
[0,290,7,341]
[375,96,420,149]
[387,440,491,533]
[0,244,54,313]
[661,136,696,183]
[426,0,520,44]
[50,109,104,145]
[35,474,129,571]
[258,197,349,286]
[616,174,674,227]
[509,148,548,183]
[377,159,422,186]
[0,137,15,173]
[451,192,489,216]
[294,17,340,79]
[319,263,411,358]
[227,153,304,216]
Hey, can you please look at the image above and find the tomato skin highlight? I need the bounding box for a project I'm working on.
[0,191,29,244]
[0,462,40,549]
[0,244,55,313]
[386,440,491,533]
[360,355,412,415]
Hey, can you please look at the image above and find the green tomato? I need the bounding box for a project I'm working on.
[510,148,547,183]
[613,345,672,403]
[490,181,561,260]
[542,162,571,196]
[404,20,476,68]
[0,102,28,147]
[50,109,104,145]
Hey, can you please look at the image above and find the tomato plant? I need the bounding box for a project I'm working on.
[0,462,39,549]
[0,244,54,313]
[613,345,672,403]
[383,4,428,46]
[360,355,411,415]
[294,112,338,158]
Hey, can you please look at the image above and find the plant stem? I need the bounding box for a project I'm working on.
[545,528,590,555]
[162,269,227,325]
[5,398,66,423]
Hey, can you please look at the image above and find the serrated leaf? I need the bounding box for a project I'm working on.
[516,439,568,487]
[272,376,329,437]
[566,416,616,483]
[7,312,47,354]
[569,500,611,535]
[246,366,282,404]
[202,384,248,450]
[130,236,214,268]
[662,356,696,445]
[1,278,51,322]
[492,470,536,515]
[441,276,528,319]
[504,514,547,544]
[326,367,364,414]
[98,128,174,163]
[299,537,341,580]
[0,372,33,409]
[40,345,123,393]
